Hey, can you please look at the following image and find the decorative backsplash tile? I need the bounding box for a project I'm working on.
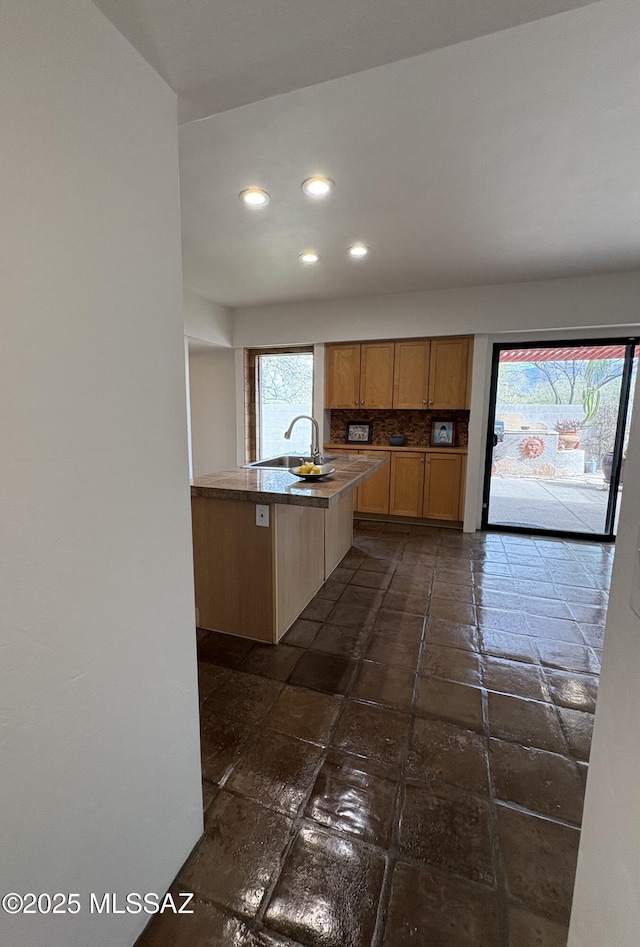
[329,409,469,448]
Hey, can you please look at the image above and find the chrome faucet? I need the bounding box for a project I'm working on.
[284,415,321,464]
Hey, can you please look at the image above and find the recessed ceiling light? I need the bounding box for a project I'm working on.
[239,187,271,207]
[299,251,319,264]
[302,177,334,198]
[348,243,369,259]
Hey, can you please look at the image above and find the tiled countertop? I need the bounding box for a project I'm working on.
[191,455,385,509]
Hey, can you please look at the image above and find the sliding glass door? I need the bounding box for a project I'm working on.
[482,338,639,539]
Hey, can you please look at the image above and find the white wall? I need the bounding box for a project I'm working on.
[232,271,640,347]
[0,3,202,946]
[568,368,640,946]
[189,348,238,475]
[184,290,232,347]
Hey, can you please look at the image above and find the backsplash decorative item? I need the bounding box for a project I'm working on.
[431,419,454,446]
[346,420,373,444]
[388,435,406,446]
[330,409,469,448]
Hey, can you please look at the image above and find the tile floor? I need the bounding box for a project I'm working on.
[138,521,612,947]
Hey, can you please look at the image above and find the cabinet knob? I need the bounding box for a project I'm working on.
[428,400,433,404]
[422,399,427,404]
[354,400,359,405]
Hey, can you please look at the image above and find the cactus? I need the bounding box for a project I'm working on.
[582,387,601,425]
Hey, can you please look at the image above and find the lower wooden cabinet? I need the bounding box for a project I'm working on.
[390,452,425,517]
[424,452,463,520]
[357,450,391,514]
[327,446,465,523]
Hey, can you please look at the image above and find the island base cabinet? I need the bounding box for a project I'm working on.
[191,496,325,642]
[423,453,463,520]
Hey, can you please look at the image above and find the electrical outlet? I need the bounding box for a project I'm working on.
[256,504,269,527]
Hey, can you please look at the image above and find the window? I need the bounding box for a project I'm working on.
[245,348,314,460]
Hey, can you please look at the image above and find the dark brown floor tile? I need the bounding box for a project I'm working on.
[395,561,435,579]
[523,597,575,621]
[330,565,357,583]
[382,590,428,615]
[352,661,416,712]
[389,574,432,598]
[576,760,589,788]
[578,622,605,648]
[264,824,385,947]
[311,622,371,658]
[340,584,387,608]
[429,598,477,624]
[373,608,425,639]
[226,730,323,815]
[197,632,254,668]
[181,792,292,917]
[358,558,398,574]
[268,684,343,744]
[479,628,538,664]
[351,568,392,589]
[198,663,231,702]
[366,631,422,670]
[483,657,548,700]
[315,578,347,601]
[473,588,522,611]
[421,643,482,685]
[202,780,218,813]
[535,640,600,674]
[327,600,379,630]
[557,707,594,761]
[300,597,336,622]
[435,567,474,586]
[305,748,398,846]
[282,618,321,648]
[490,739,584,824]
[427,618,479,652]
[199,713,259,784]
[487,693,566,754]
[289,650,356,695]
[508,906,569,947]
[408,718,489,794]
[544,669,598,713]
[382,860,500,947]
[240,643,302,681]
[415,677,485,733]
[432,579,475,604]
[497,805,580,922]
[525,615,585,644]
[477,606,528,635]
[332,699,410,767]
[399,780,495,885]
[136,895,291,946]
[202,671,283,726]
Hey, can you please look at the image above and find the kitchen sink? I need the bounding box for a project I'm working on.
[245,454,338,469]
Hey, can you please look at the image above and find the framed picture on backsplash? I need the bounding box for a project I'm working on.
[346,420,373,444]
[431,420,455,446]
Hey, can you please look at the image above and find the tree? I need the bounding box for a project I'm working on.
[258,353,313,404]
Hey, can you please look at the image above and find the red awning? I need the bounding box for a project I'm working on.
[500,345,627,363]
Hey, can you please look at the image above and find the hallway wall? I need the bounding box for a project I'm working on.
[0,2,202,945]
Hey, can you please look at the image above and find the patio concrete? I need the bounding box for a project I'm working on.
[488,476,621,534]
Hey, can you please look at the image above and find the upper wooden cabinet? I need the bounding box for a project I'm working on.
[327,335,471,410]
[393,339,431,408]
[428,336,472,409]
[325,342,394,408]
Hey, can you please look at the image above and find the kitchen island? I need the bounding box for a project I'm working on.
[191,455,384,642]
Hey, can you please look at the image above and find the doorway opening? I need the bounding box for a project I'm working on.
[482,338,639,540]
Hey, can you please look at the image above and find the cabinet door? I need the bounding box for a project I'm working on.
[356,451,391,514]
[325,343,361,408]
[390,452,425,517]
[359,342,394,408]
[428,336,471,409]
[423,453,463,521]
[393,339,430,409]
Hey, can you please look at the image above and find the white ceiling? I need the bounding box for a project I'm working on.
[93,0,599,123]
[93,0,640,310]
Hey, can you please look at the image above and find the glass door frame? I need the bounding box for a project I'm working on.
[481,335,640,542]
